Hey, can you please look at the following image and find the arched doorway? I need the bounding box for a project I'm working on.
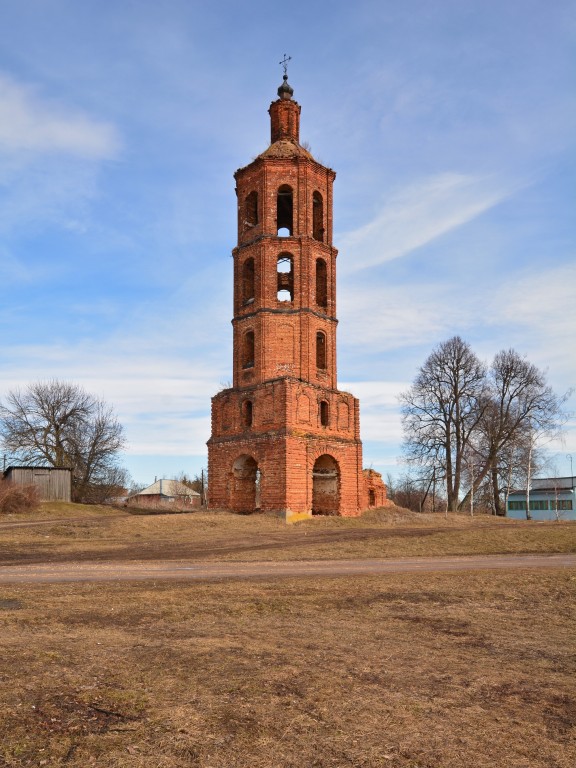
[312,454,340,515]
[231,455,259,513]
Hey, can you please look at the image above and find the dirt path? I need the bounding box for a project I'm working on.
[0,553,574,584]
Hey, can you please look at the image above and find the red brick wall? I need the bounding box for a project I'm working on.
[210,379,360,443]
[235,157,335,247]
[208,378,364,516]
[269,98,301,143]
[208,432,363,516]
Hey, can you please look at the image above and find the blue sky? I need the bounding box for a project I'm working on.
[0,0,575,486]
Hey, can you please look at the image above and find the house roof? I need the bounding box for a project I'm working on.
[4,465,71,477]
[508,489,573,498]
[136,479,200,497]
[509,477,575,496]
[531,477,575,491]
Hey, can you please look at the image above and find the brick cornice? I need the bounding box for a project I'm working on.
[232,307,338,324]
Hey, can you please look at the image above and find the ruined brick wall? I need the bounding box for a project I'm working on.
[363,469,387,509]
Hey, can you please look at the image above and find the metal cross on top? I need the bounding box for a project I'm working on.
[279,54,292,77]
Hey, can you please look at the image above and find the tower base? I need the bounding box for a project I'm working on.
[207,378,372,518]
[208,431,364,517]
[207,433,387,519]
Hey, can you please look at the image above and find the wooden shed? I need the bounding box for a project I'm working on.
[3,466,72,502]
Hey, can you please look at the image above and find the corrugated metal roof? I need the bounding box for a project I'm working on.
[531,477,574,491]
[509,489,573,498]
[137,479,200,497]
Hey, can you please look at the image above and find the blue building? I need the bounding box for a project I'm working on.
[507,476,575,519]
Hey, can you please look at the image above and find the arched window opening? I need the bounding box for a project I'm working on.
[319,400,329,426]
[243,330,255,369]
[315,258,328,308]
[243,400,253,428]
[255,468,261,510]
[316,331,327,370]
[242,258,255,304]
[231,455,259,514]
[277,185,293,236]
[276,253,294,301]
[369,489,376,508]
[312,454,340,516]
[244,191,258,228]
[312,191,324,241]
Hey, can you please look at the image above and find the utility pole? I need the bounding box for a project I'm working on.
[567,455,573,517]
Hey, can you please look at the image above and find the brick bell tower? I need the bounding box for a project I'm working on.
[207,71,384,518]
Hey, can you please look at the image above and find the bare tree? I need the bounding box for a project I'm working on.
[401,343,568,516]
[498,437,537,516]
[0,380,127,503]
[400,336,487,511]
[461,350,568,516]
[82,465,131,505]
[386,472,423,512]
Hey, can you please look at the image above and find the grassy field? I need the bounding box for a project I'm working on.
[1,570,574,767]
[0,504,575,766]
[1,503,575,565]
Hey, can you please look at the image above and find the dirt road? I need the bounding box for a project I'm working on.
[0,552,574,584]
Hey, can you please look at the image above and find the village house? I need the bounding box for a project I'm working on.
[129,479,201,508]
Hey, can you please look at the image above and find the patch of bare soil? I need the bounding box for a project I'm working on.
[0,569,574,767]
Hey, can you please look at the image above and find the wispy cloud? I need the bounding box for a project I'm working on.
[490,262,576,336]
[338,173,526,273]
[486,262,576,381]
[339,279,468,353]
[0,156,101,235]
[0,341,224,458]
[0,74,120,158]
[0,74,121,235]
[340,380,405,443]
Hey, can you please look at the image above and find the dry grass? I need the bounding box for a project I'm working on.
[0,503,574,566]
[1,504,575,766]
[0,480,39,515]
[0,569,574,767]
[2,501,122,521]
